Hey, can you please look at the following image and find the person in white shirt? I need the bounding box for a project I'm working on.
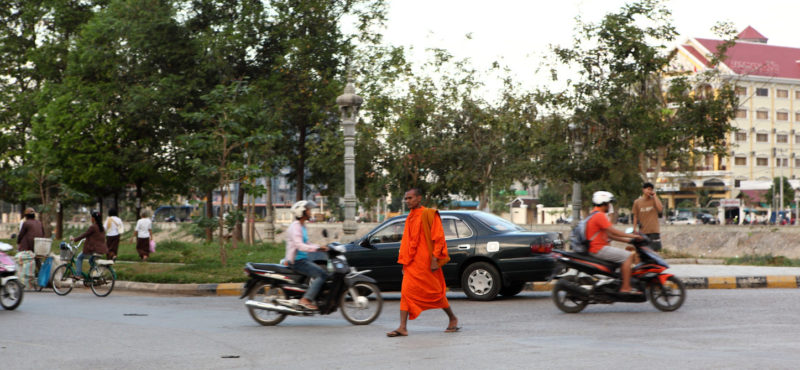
[104,208,124,260]
[134,210,153,261]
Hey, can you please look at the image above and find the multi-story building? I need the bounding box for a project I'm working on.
[661,26,800,212]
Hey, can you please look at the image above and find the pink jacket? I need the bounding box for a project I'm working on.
[284,221,320,263]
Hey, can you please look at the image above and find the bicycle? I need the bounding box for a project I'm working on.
[51,239,116,297]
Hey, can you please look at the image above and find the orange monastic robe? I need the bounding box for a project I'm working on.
[398,207,450,320]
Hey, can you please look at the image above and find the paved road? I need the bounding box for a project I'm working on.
[2,288,799,369]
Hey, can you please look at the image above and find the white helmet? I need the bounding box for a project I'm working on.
[592,191,615,205]
[291,200,317,219]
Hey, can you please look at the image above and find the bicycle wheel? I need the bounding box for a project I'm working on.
[89,265,115,297]
[51,264,75,296]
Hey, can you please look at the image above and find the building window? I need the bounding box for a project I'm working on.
[757,158,768,166]
[735,131,747,141]
[777,89,789,98]
[756,88,769,97]
[777,112,789,121]
[735,109,747,118]
[796,158,800,168]
[756,133,768,142]
[735,86,747,96]
[735,179,742,188]
[796,112,800,122]
[777,158,789,167]
[796,90,800,99]
[777,134,788,143]
[796,135,800,144]
[735,157,747,166]
[756,110,769,120]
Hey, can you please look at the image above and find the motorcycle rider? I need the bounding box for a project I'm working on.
[586,191,644,295]
[284,200,329,310]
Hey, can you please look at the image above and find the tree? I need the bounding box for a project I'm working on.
[764,177,795,211]
[533,0,738,205]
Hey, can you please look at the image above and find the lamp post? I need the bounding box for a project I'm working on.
[336,72,363,235]
[568,123,583,228]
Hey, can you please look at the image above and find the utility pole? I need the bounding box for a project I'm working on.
[569,123,583,227]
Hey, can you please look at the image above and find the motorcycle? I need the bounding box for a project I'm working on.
[0,242,24,310]
[240,242,383,326]
[551,233,686,313]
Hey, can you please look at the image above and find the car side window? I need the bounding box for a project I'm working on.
[442,219,458,240]
[454,219,473,238]
[370,221,405,244]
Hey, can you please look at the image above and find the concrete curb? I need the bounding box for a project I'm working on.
[112,274,800,296]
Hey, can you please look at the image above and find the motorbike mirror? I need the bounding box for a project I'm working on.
[624,227,634,234]
[321,229,328,238]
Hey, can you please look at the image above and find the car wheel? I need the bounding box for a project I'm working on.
[499,281,525,297]
[461,262,501,301]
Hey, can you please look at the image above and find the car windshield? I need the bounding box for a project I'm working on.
[471,212,524,232]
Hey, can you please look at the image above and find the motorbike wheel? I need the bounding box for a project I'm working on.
[340,282,383,325]
[648,276,686,312]
[248,282,287,326]
[499,281,525,297]
[552,280,588,313]
[0,280,24,310]
[51,264,74,296]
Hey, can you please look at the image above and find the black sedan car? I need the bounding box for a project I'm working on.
[342,211,562,301]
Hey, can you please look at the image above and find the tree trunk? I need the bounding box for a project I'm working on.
[97,196,104,219]
[205,189,213,243]
[296,124,307,201]
[113,193,119,215]
[265,176,275,242]
[135,184,143,220]
[235,181,244,242]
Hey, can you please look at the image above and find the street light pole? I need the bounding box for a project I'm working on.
[336,72,363,235]
[569,123,583,227]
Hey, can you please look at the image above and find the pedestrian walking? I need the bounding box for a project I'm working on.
[71,211,107,279]
[104,208,123,260]
[632,182,663,251]
[134,210,152,261]
[387,188,459,337]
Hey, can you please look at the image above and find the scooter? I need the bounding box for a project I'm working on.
[240,242,383,326]
[551,233,686,313]
[0,242,24,310]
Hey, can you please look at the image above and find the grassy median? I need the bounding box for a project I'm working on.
[112,240,285,283]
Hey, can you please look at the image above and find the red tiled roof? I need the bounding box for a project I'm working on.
[681,44,709,66]
[737,189,767,206]
[737,26,767,43]
[694,37,800,80]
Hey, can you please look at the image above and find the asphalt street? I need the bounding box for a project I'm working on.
[2,288,799,369]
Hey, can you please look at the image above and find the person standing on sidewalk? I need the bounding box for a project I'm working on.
[104,209,123,260]
[16,208,45,287]
[134,210,152,261]
[387,188,459,338]
[632,182,663,251]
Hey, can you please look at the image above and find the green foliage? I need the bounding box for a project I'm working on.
[534,0,738,206]
[763,177,795,208]
[725,254,800,267]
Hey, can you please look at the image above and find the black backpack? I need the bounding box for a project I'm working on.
[568,211,600,254]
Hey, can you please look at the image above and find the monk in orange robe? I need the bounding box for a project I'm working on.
[387,188,459,337]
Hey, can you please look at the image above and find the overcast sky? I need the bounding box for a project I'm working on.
[380,0,800,92]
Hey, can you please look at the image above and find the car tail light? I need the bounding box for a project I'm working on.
[530,242,553,254]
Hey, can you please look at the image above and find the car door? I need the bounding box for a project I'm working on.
[352,218,406,288]
[440,216,475,286]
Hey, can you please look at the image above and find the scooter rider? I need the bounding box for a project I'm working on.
[586,191,644,295]
[284,200,329,310]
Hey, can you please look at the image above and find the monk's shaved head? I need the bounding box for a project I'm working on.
[406,188,422,197]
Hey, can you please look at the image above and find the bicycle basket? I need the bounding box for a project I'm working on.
[60,247,74,261]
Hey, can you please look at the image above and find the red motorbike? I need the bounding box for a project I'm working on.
[551,234,686,313]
